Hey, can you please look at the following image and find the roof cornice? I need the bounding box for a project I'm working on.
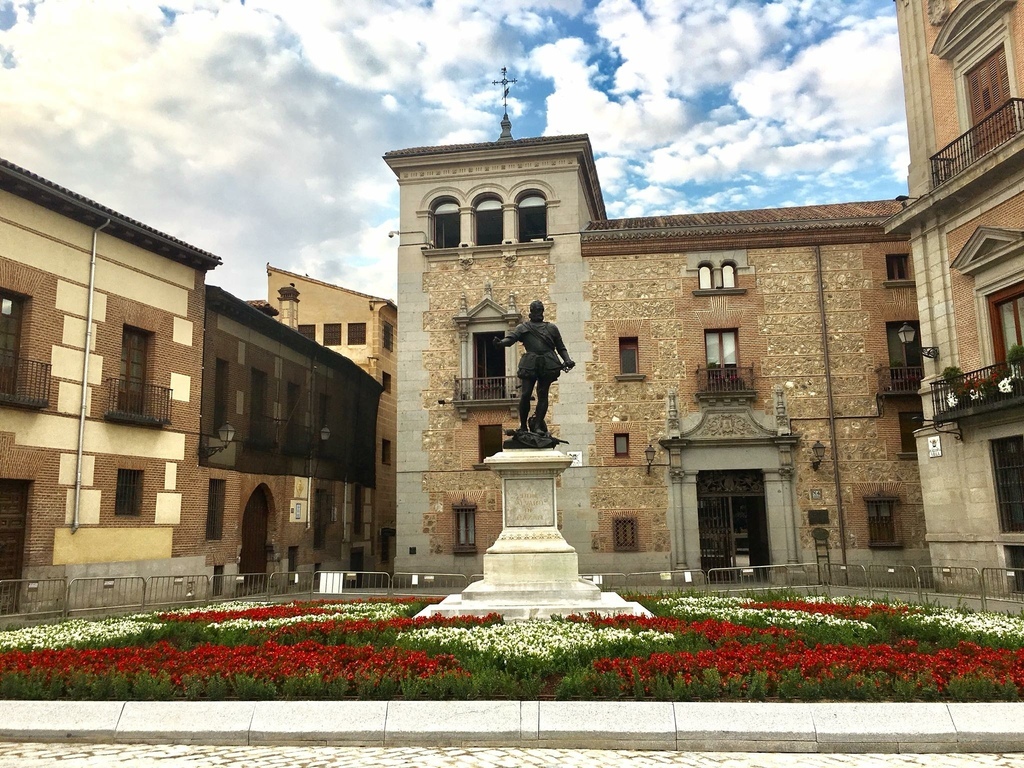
[0,157,222,272]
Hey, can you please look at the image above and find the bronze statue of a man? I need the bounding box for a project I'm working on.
[495,300,574,436]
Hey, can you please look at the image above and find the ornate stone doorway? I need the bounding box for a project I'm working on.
[696,470,770,572]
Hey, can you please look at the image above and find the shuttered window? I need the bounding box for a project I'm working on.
[967,47,1011,126]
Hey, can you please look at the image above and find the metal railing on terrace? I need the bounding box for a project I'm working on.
[0,353,51,409]
[103,378,172,426]
[453,376,520,402]
[931,97,1024,187]
[929,360,1024,423]
[8,561,1024,623]
[877,365,922,396]
[696,366,755,395]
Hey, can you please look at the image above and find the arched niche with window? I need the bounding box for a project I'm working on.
[697,263,714,290]
[432,199,460,249]
[517,194,547,242]
[721,262,737,289]
[474,197,503,246]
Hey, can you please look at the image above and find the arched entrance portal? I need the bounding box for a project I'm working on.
[239,485,271,576]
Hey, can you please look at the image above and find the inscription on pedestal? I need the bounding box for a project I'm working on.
[504,478,554,527]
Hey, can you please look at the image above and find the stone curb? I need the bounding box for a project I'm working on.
[0,701,1023,752]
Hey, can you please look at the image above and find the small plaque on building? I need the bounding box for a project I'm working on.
[810,489,823,501]
[808,509,830,525]
[928,435,942,458]
[567,451,583,467]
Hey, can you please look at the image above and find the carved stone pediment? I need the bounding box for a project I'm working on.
[951,226,1024,276]
[453,295,521,331]
[681,407,777,442]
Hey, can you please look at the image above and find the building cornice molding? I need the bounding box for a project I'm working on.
[932,0,1016,59]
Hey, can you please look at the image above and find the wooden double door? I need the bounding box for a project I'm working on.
[0,481,27,582]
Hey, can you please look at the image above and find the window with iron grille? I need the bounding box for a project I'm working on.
[613,517,639,552]
[297,324,316,341]
[348,323,366,345]
[206,479,225,540]
[383,321,394,351]
[898,412,922,454]
[865,495,898,545]
[453,499,476,552]
[323,323,342,346]
[115,469,143,516]
[993,436,1024,532]
[0,290,24,398]
[619,337,638,374]
[1006,546,1024,593]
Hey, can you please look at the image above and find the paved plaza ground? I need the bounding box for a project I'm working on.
[0,745,1022,768]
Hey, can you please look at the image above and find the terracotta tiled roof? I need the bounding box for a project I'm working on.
[384,134,591,159]
[246,299,279,317]
[0,156,222,270]
[586,200,904,232]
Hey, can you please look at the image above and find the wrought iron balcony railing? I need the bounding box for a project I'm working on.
[245,414,279,450]
[453,375,520,402]
[877,365,923,395]
[0,352,50,409]
[930,98,1024,187]
[104,378,171,426]
[696,366,755,394]
[930,360,1024,423]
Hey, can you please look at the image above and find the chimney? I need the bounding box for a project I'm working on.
[277,283,300,329]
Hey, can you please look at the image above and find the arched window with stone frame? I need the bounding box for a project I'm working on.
[431,198,460,249]
[474,196,503,246]
[517,193,547,241]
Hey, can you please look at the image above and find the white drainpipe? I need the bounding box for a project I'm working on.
[72,219,111,533]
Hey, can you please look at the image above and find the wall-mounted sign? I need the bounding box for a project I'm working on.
[567,451,583,467]
[810,489,823,501]
[928,435,942,458]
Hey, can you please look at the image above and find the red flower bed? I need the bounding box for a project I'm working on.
[591,640,1024,697]
[0,640,463,687]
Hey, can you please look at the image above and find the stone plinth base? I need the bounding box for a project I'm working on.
[415,447,651,621]
[416,589,651,621]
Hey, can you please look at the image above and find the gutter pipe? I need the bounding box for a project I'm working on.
[72,219,111,533]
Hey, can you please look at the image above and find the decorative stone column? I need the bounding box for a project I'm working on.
[417,449,651,620]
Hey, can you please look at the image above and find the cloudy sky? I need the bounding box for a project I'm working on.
[0,0,909,303]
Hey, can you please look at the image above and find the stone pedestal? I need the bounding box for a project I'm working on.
[417,449,651,621]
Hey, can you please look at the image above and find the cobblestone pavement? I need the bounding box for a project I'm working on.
[0,745,1023,767]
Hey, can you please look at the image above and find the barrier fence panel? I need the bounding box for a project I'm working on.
[391,572,469,596]
[313,571,391,597]
[867,564,922,603]
[780,563,822,589]
[817,563,870,592]
[225,572,272,602]
[707,564,817,593]
[66,576,146,616]
[626,569,709,593]
[269,571,315,598]
[0,578,65,618]
[144,575,209,609]
[982,567,1024,607]
[581,573,629,591]
[917,566,983,609]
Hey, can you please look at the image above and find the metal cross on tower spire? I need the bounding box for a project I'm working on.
[493,67,517,141]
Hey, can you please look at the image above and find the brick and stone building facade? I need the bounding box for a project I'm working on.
[385,134,925,575]
[0,158,383,591]
[887,0,1024,570]
[265,265,397,572]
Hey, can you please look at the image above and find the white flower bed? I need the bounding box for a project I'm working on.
[910,610,1024,643]
[655,595,878,635]
[398,620,674,661]
[0,617,163,651]
[208,602,405,630]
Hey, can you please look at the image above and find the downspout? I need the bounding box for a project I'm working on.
[814,245,848,564]
[72,219,111,533]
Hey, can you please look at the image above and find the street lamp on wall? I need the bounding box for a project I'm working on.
[199,423,235,459]
[897,322,939,359]
[644,443,656,475]
[811,440,826,471]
